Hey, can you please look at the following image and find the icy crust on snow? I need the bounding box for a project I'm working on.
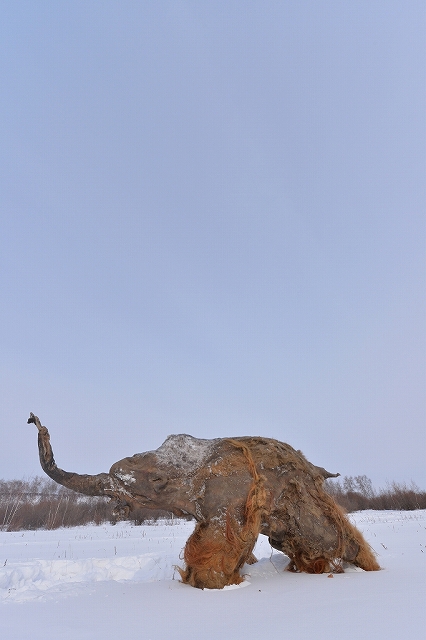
[150,434,221,471]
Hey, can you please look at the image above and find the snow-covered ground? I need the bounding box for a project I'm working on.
[1,510,425,639]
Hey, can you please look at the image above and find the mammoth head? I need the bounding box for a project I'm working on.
[29,414,222,520]
[110,434,221,516]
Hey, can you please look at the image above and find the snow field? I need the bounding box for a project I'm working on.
[1,510,425,639]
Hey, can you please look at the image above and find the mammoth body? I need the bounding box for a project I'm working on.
[28,413,379,589]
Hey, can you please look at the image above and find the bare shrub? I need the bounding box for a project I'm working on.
[0,477,109,530]
[325,476,426,512]
[0,477,186,531]
[130,507,177,526]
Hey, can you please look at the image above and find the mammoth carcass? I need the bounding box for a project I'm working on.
[28,412,379,589]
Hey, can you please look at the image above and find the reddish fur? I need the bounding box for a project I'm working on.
[178,517,253,589]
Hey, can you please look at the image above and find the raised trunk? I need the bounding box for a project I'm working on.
[28,413,117,497]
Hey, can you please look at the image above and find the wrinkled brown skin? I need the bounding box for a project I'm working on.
[28,413,380,589]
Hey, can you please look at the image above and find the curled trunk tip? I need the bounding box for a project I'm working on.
[28,412,43,430]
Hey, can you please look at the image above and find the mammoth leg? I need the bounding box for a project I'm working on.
[268,497,380,574]
[179,438,265,588]
[179,517,258,590]
[268,536,331,573]
[341,518,380,571]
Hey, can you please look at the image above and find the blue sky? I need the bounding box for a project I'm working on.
[1,1,425,487]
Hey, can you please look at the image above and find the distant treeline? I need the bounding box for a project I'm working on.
[325,475,426,512]
[0,477,177,532]
[1,475,425,531]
